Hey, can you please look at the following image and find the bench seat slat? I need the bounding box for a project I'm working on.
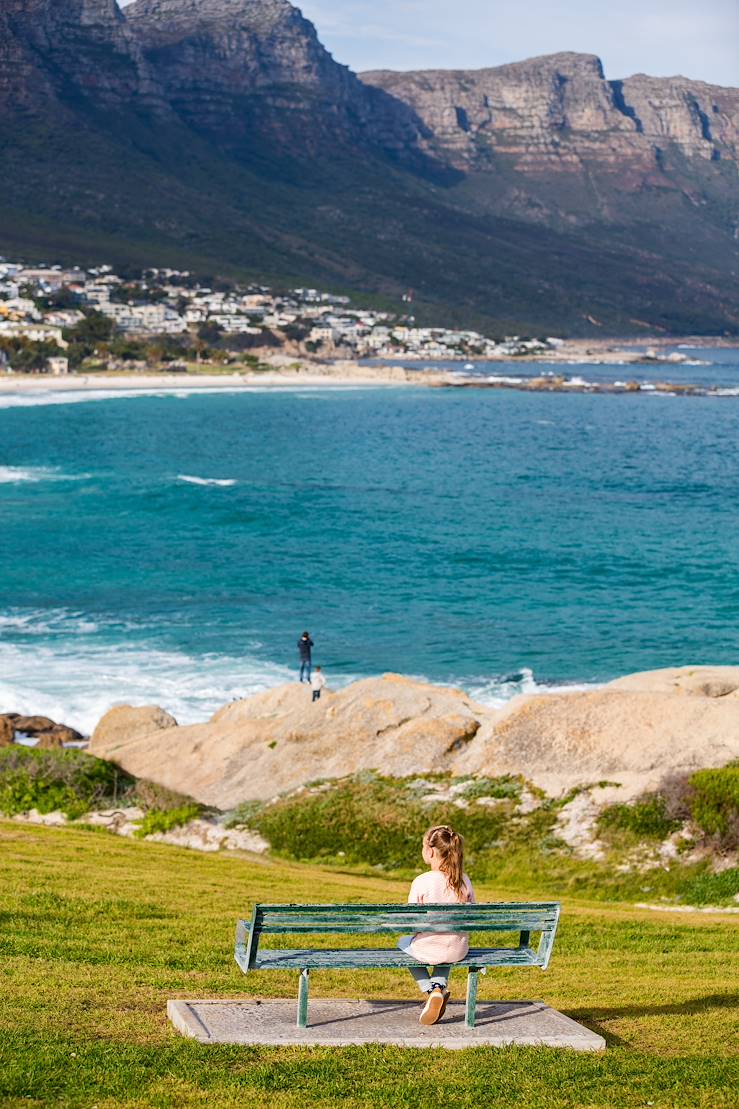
[247,947,542,971]
[255,919,555,934]
[256,903,559,911]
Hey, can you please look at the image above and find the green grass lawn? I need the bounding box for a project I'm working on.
[1,822,737,1108]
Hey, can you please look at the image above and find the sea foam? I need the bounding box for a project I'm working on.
[0,633,293,734]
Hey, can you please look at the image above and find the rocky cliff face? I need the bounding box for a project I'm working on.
[0,0,164,111]
[362,53,739,175]
[124,0,427,159]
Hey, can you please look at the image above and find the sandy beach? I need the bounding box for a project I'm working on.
[0,363,445,395]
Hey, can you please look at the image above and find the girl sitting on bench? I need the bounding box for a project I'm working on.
[397,824,476,1025]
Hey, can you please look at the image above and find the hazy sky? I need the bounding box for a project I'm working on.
[296,0,739,86]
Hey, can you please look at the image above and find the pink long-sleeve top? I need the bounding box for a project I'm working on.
[405,870,476,964]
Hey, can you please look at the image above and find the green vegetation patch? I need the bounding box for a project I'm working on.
[598,765,739,852]
[232,772,739,907]
[0,747,203,833]
[241,772,545,870]
[135,804,203,839]
[0,746,131,820]
[597,795,681,842]
[689,766,739,845]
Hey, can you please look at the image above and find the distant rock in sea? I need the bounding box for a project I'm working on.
[89,668,739,809]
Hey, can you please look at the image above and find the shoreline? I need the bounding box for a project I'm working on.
[1,330,737,399]
[0,367,435,394]
[1,365,736,400]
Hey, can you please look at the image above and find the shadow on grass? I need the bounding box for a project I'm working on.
[567,994,737,1047]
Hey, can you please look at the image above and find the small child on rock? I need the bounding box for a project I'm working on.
[397,825,475,1025]
[310,666,326,702]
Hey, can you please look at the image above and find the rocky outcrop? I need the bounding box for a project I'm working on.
[34,732,65,750]
[454,679,739,800]
[88,667,739,809]
[91,704,178,749]
[10,715,58,736]
[90,675,488,808]
[361,53,739,175]
[0,713,84,746]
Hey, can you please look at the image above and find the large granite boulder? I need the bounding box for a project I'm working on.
[453,667,739,799]
[91,705,178,750]
[89,675,490,808]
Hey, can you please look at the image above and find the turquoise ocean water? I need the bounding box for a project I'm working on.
[1,349,738,732]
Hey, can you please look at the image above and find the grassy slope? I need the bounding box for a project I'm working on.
[2,822,737,1108]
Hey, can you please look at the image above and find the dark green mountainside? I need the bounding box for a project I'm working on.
[1,0,737,335]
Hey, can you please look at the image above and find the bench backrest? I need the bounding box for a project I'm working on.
[236,902,560,970]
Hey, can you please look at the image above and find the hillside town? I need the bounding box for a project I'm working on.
[0,258,558,373]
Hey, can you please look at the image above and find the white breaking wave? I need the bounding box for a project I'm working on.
[465,667,601,709]
[0,383,381,413]
[0,466,91,484]
[177,474,238,487]
[0,466,52,483]
[0,637,294,734]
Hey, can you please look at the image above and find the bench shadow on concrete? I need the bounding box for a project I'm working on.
[566,993,737,1047]
[309,1000,545,1030]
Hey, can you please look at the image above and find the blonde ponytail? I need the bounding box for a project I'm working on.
[425,825,467,901]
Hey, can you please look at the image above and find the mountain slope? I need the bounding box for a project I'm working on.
[0,0,736,335]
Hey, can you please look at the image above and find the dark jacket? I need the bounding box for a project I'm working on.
[298,636,314,660]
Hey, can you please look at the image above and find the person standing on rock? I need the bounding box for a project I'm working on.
[310,666,326,703]
[297,631,314,683]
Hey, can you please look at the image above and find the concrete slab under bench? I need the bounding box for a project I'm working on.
[167,998,606,1050]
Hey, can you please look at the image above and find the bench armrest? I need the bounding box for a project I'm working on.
[235,907,259,974]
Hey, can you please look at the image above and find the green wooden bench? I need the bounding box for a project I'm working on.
[235,902,560,1028]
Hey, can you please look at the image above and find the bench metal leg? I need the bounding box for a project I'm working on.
[297,968,310,1029]
[465,969,479,1029]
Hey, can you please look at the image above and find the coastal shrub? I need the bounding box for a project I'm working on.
[458,775,523,801]
[226,800,265,829]
[247,773,522,870]
[658,771,694,822]
[132,779,200,815]
[0,747,131,820]
[597,794,680,842]
[135,804,202,839]
[676,865,739,907]
[689,767,739,849]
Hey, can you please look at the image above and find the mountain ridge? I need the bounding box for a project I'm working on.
[0,0,737,335]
